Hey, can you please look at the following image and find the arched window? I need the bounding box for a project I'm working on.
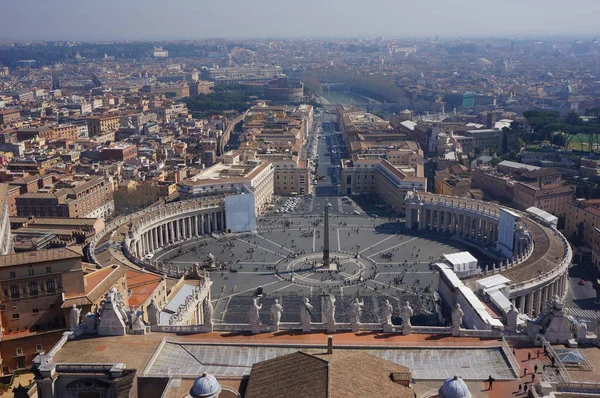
[10,284,19,299]
[29,281,38,295]
[46,279,55,293]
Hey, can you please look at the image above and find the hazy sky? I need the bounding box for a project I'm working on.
[1,0,599,40]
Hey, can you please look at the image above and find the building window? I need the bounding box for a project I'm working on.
[9,272,15,279]
[35,344,42,352]
[46,267,52,274]
[12,313,19,320]
[29,281,38,296]
[46,279,55,293]
[28,269,34,276]
[49,304,56,309]
[10,284,19,299]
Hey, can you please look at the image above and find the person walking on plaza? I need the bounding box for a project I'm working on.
[488,375,494,390]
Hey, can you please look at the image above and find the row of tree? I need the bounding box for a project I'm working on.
[522,110,600,152]
[181,84,262,117]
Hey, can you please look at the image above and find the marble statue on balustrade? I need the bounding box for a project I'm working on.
[248,297,262,333]
[382,300,394,332]
[451,303,464,336]
[204,300,214,332]
[400,301,413,335]
[69,304,81,332]
[300,297,313,332]
[270,299,283,331]
[350,298,364,332]
[506,304,519,332]
[84,312,98,334]
[324,295,336,332]
[576,320,588,341]
[147,298,160,327]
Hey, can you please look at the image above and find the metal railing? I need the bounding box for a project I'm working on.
[540,336,572,382]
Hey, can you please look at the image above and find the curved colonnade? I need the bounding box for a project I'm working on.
[405,191,572,319]
[88,197,227,276]
[125,197,225,260]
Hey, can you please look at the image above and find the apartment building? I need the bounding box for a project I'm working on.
[565,199,600,249]
[100,144,138,162]
[0,247,84,371]
[86,114,122,136]
[341,158,426,215]
[272,158,311,196]
[15,177,114,219]
[0,109,20,125]
[179,151,274,214]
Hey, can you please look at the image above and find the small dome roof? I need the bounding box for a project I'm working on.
[190,373,222,398]
[438,376,472,398]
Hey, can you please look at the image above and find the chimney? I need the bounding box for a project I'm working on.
[327,335,333,354]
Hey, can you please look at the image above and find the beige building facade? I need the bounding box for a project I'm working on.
[341,158,426,215]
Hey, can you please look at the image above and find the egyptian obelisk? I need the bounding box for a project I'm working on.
[323,202,331,267]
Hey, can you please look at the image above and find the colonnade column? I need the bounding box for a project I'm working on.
[518,295,525,313]
[533,290,542,317]
[525,293,534,317]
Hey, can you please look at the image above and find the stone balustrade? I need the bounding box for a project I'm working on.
[168,283,210,326]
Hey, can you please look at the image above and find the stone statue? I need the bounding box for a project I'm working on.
[382,300,393,325]
[204,299,214,326]
[576,320,588,340]
[506,304,519,332]
[541,299,551,315]
[452,303,464,335]
[248,297,262,331]
[270,299,283,327]
[84,312,98,334]
[147,298,160,326]
[324,295,336,329]
[552,295,564,311]
[400,301,413,328]
[69,305,81,331]
[300,297,313,331]
[350,298,364,327]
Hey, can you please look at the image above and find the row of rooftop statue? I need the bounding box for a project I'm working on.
[243,295,421,334]
[68,286,595,343]
[67,287,465,336]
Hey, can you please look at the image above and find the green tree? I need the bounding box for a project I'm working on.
[564,110,584,126]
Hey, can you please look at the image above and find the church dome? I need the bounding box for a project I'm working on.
[190,373,222,398]
[438,376,472,398]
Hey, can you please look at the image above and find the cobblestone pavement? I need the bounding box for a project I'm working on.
[153,215,478,325]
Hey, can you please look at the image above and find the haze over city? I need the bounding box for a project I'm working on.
[2,0,600,40]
